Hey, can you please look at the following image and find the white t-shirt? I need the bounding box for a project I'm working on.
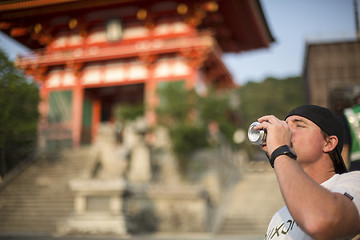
[265,171,360,240]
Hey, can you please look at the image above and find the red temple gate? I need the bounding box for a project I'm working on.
[0,0,274,149]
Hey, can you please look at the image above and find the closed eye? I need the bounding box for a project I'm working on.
[290,119,309,128]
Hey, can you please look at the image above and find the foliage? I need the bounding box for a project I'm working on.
[170,123,209,172]
[156,81,196,127]
[197,88,239,146]
[156,82,205,170]
[156,82,237,173]
[239,76,305,128]
[114,103,144,121]
[0,50,40,176]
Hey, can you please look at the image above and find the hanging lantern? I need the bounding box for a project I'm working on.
[34,23,42,33]
[203,1,219,12]
[69,18,78,29]
[137,9,147,20]
[177,3,188,15]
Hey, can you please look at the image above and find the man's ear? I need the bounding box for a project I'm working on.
[323,136,338,153]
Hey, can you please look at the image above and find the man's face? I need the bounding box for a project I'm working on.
[286,115,326,165]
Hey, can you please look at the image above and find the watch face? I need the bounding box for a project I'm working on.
[285,146,297,159]
[290,148,296,156]
[106,19,123,42]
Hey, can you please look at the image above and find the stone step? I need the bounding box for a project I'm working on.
[218,167,283,236]
[0,221,58,233]
[0,147,91,235]
[0,201,72,207]
[0,210,71,217]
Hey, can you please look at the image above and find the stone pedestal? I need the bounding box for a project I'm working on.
[60,215,126,235]
[128,142,151,183]
[124,184,210,233]
[57,178,127,236]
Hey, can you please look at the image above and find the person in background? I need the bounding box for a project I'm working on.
[255,105,360,239]
[342,89,360,171]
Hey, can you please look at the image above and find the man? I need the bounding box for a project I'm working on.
[255,105,360,239]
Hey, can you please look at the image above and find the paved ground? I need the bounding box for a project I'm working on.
[0,234,263,240]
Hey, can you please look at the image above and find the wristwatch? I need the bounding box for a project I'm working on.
[270,145,297,168]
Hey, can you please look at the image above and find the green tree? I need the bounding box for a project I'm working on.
[197,88,238,146]
[239,76,305,129]
[156,81,205,173]
[0,50,40,177]
[114,103,144,122]
[156,82,237,173]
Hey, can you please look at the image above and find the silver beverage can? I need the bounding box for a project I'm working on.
[248,121,266,145]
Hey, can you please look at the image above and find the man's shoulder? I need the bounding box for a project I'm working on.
[336,171,360,184]
[327,172,360,197]
[323,172,360,192]
[339,171,360,216]
[339,171,360,179]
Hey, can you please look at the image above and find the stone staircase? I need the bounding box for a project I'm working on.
[0,147,91,235]
[217,162,284,236]
[0,144,283,237]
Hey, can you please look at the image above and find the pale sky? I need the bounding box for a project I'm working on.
[0,0,359,85]
[223,0,359,84]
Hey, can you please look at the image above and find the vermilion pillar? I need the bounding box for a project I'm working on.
[72,78,84,148]
[142,54,157,127]
[92,99,101,143]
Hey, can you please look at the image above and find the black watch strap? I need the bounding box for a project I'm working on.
[269,145,297,168]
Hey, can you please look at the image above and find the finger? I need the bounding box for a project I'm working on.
[255,115,279,130]
[258,115,278,123]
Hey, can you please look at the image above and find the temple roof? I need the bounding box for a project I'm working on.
[0,0,274,53]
